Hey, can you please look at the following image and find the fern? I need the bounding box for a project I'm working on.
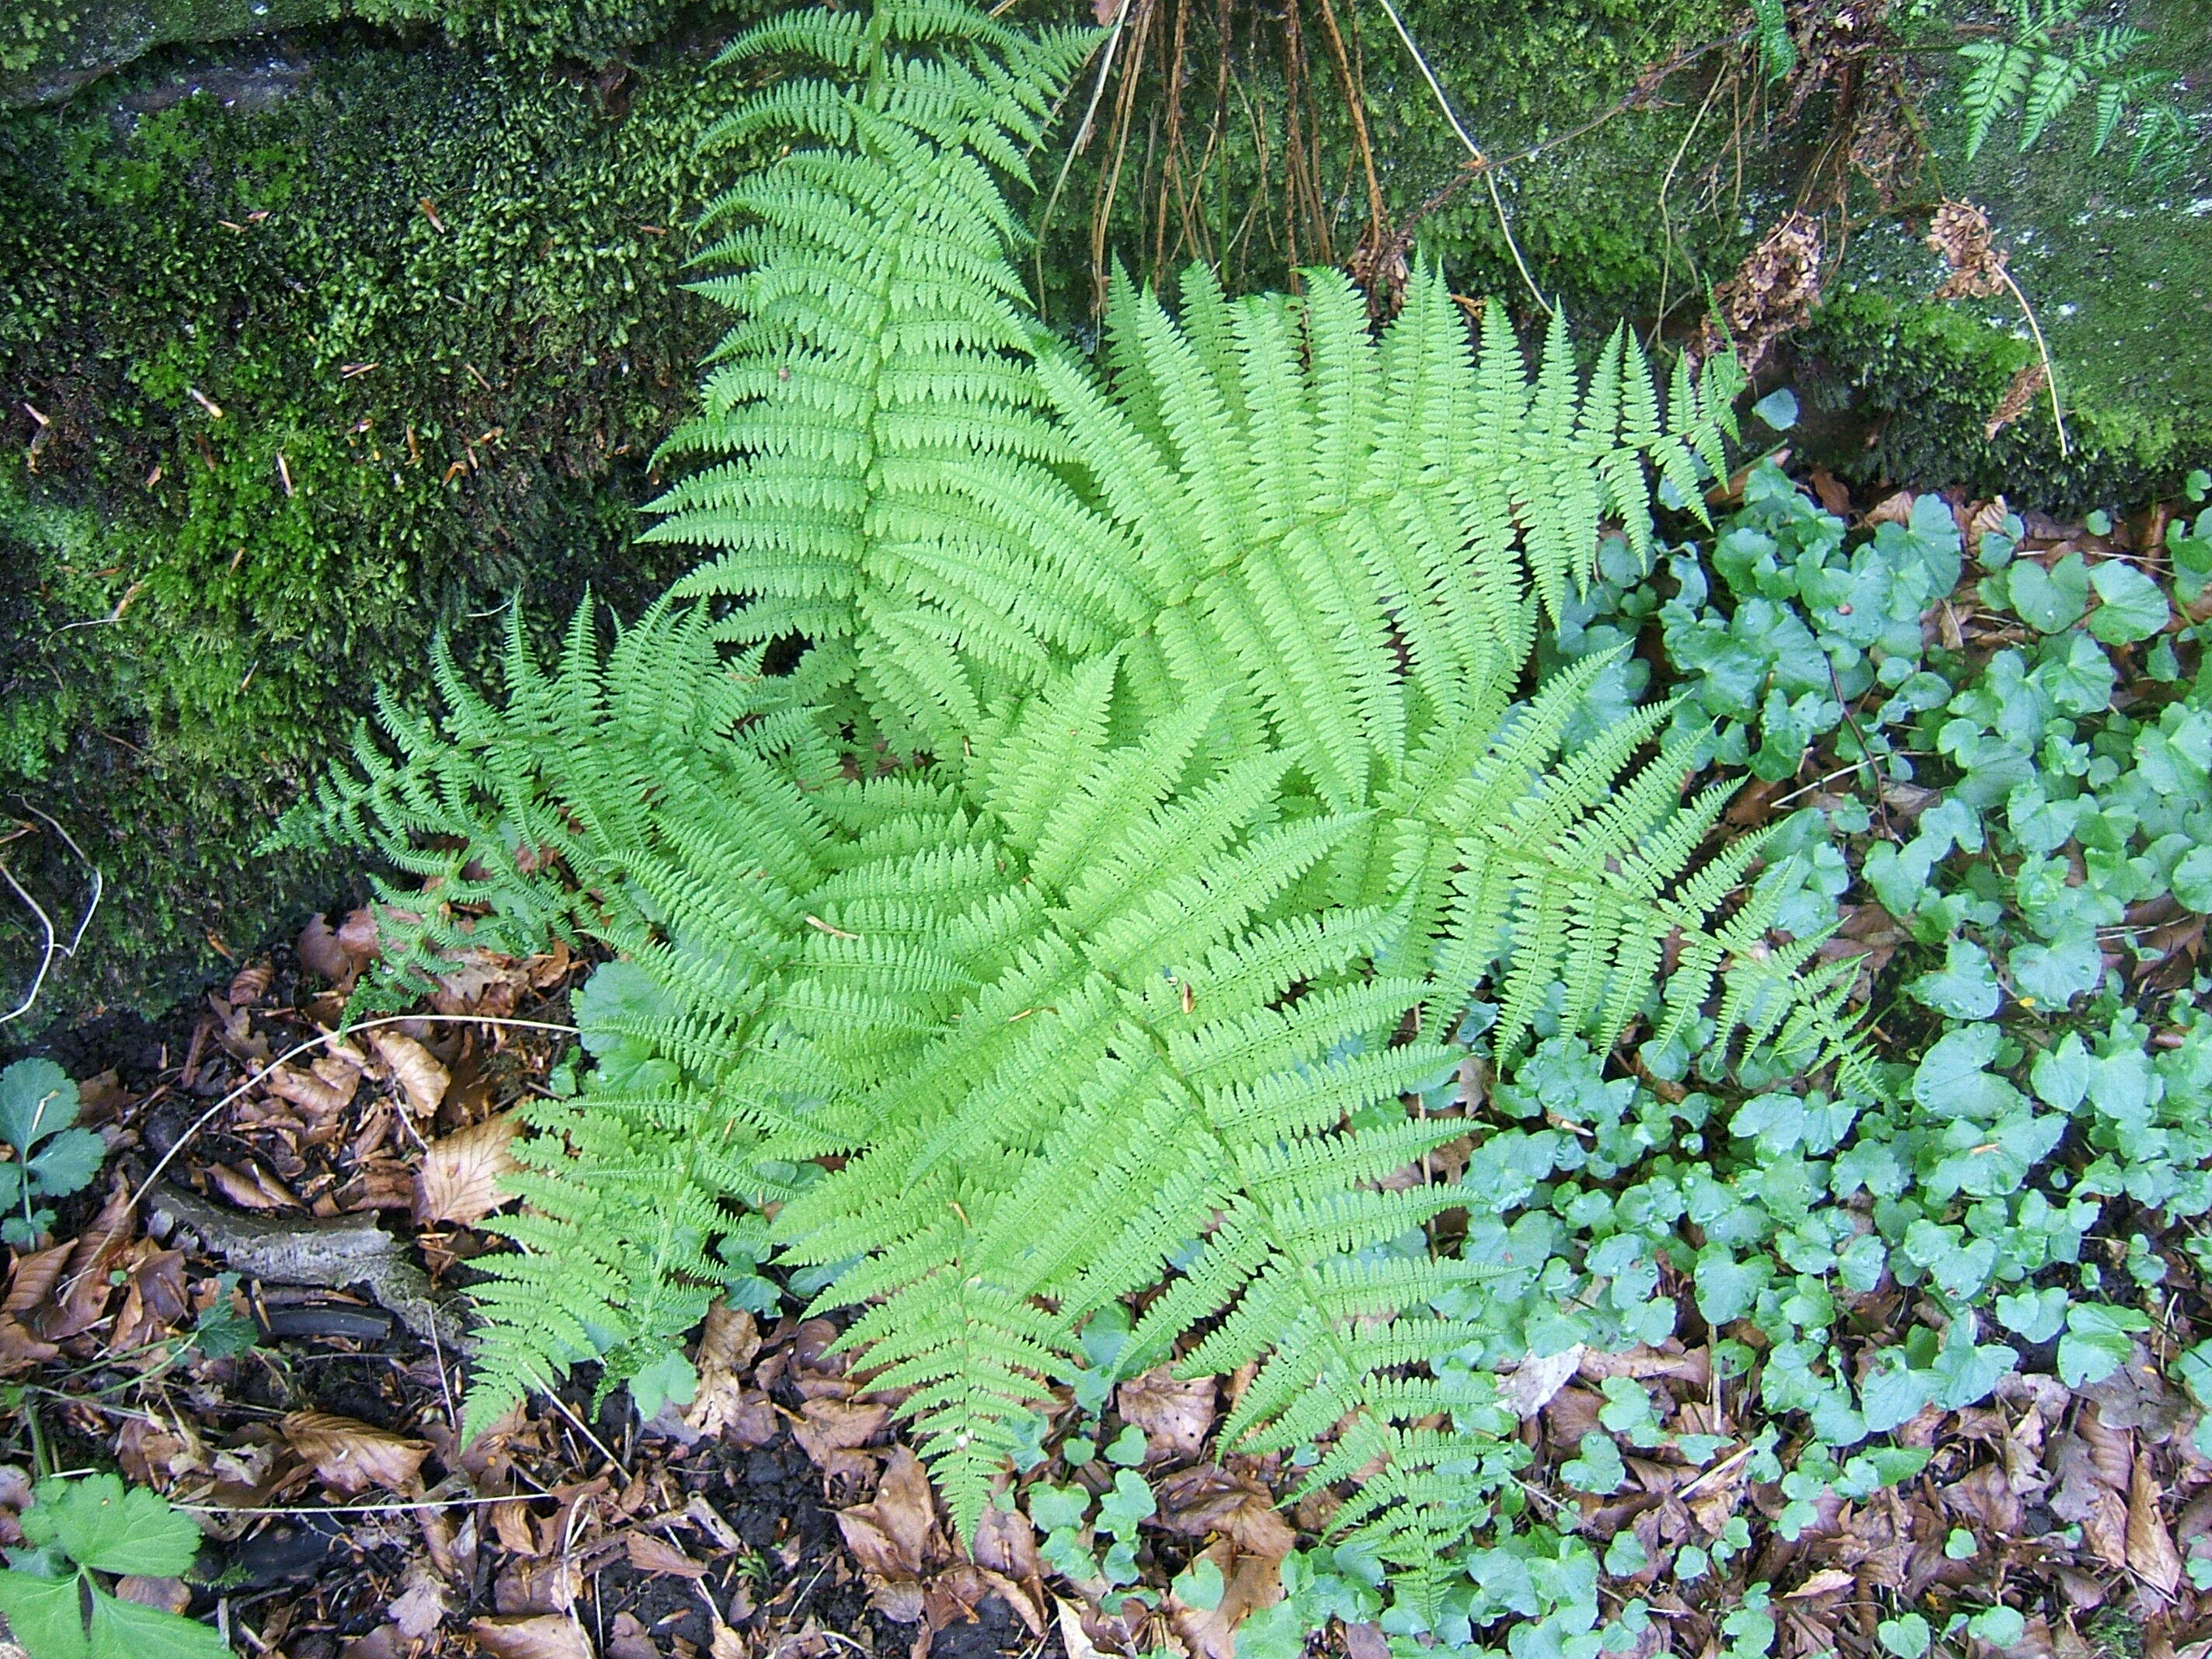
[1956,0,2186,174]
[644,2,1100,742]
[287,0,1876,1616]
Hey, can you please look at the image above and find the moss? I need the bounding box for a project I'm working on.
[0,23,757,1021]
[3,0,713,108]
[1787,287,2191,514]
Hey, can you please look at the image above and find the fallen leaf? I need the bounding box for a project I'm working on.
[625,1532,706,1579]
[1118,1367,1217,1462]
[1785,1569,1856,1598]
[209,1162,299,1211]
[471,1616,594,1659]
[114,1575,190,1613]
[282,1411,430,1497]
[1864,489,1916,529]
[606,1612,660,1659]
[684,1303,763,1437]
[416,1113,523,1226]
[2129,1456,2184,1596]
[495,1555,582,1616]
[973,1503,1042,1582]
[836,1445,939,1590]
[1498,1347,1587,1418]
[1167,1536,1288,1659]
[1056,1598,1104,1659]
[371,1031,450,1116]
[389,1560,451,1638]
[793,1397,892,1466]
[265,1063,356,1119]
[1153,1464,1298,1560]
[3,1242,71,1317]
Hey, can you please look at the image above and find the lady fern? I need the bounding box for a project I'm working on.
[287,0,1876,1619]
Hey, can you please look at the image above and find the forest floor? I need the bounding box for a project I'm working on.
[5,467,2212,1659]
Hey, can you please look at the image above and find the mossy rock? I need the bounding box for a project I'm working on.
[3,0,719,108]
[0,20,760,1022]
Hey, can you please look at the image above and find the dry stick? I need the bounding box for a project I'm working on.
[1369,0,1551,316]
[1312,0,1387,259]
[1995,263,2070,458]
[1089,0,1160,311]
[1038,0,1136,320]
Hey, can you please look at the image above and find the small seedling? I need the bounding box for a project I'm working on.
[0,1060,106,1247]
[0,1473,228,1659]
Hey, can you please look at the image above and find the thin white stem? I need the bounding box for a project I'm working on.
[1369,0,1552,315]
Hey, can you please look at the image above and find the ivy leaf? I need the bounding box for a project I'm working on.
[1995,1286,2069,1344]
[2086,561,2169,645]
[2005,555,2090,632]
[1877,1613,1932,1659]
[0,1059,77,1155]
[87,1585,231,1659]
[2008,930,2102,1010]
[625,1348,698,1421]
[1913,1024,2019,1119]
[1908,937,2002,1020]
[1561,1430,1626,1494]
[0,1568,89,1659]
[2057,1303,2151,1387]
[1751,388,1800,430]
[1693,1247,1769,1325]
[2173,847,2212,913]
[24,1475,200,1578]
[1173,1555,1226,1612]
[1859,1351,1936,1433]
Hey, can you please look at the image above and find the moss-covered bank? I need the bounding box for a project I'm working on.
[0,20,749,1021]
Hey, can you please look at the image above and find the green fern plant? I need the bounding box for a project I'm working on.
[1957,0,2192,176]
[284,0,1878,1619]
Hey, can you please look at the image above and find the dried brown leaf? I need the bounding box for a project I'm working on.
[495,1556,582,1616]
[265,1063,355,1119]
[1055,1598,1104,1659]
[389,1560,451,1639]
[836,1446,938,1587]
[3,1242,71,1317]
[471,1615,594,1659]
[2128,1456,2184,1596]
[415,1113,523,1226]
[371,1031,450,1117]
[973,1504,1042,1582]
[793,1398,892,1466]
[684,1303,763,1438]
[624,1532,706,1579]
[1500,1348,1588,1419]
[1117,1367,1217,1462]
[297,915,356,983]
[282,1410,430,1497]
[114,1575,190,1613]
[208,1162,298,1211]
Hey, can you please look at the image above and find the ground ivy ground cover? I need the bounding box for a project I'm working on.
[1237,456,2212,1654]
